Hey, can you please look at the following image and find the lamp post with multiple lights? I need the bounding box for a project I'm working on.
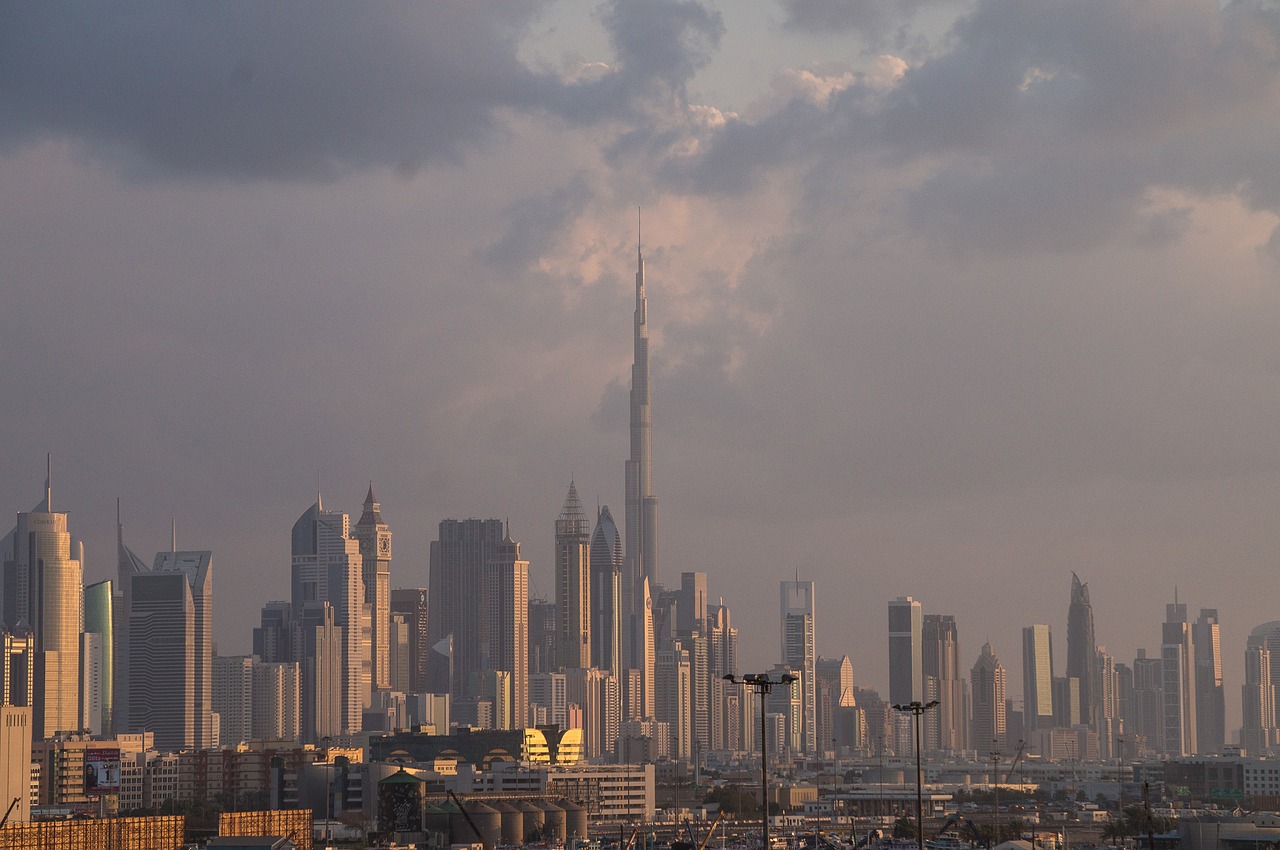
[724,673,798,850]
[892,699,939,850]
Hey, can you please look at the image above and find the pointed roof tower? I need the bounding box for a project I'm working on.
[557,480,588,536]
[358,482,383,527]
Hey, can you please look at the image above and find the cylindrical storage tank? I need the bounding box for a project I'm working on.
[460,800,502,850]
[538,800,566,844]
[557,799,587,840]
[493,801,525,846]
[424,803,450,834]
[517,800,545,842]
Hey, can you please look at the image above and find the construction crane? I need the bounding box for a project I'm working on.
[0,798,19,829]
[672,812,725,850]
[446,789,488,848]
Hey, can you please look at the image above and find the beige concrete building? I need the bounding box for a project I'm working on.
[1,705,32,822]
[2,474,84,739]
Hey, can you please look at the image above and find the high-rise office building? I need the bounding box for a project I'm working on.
[1242,639,1276,754]
[555,483,591,670]
[213,654,254,747]
[623,232,659,688]
[1066,573,1097,730]
[530,671,568,727]
[486,533,528,729]
[888,597,923,706]
[1161,600,1197,756]
[82,579,113,736]
[1,629,33,707]
[428,518,505,695]
[679,572,708,635]
[817,655,856,754]
[1022,624,1055,734]
[590,506,622,675]
[292,498,370,734]
[253,601,293,663]
[1130,649,1164,752]
[388,612,411,693]
[970,641,1006,751]
[354,485,392,692]
[113,506,149,735]
[708,601,739,751]
[566,666,619,759]
[528,599,557,675]
[128,548,214,750]
[922,613,965,752]
[1,469,83,739]
[655,647,692,759]
[390,589,429,694]
[781,580,817,754]
[1193,608,1224,754]
[296,601,342,742]
[251,659,300,741]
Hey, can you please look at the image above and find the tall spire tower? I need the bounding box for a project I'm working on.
[624,213,659,684]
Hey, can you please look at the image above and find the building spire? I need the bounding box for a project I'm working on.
[44,452,52,512]
[171,518,176,553]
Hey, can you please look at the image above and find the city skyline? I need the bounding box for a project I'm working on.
[6,1,1280,731]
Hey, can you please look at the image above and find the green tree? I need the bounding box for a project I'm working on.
[893,817,917,839]
[703,785,759,816]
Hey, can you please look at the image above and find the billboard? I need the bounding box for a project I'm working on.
[85,748,121,796]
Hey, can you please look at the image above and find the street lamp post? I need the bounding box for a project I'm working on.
[992,744,1002,849]
[892,700,940,850]
[724,673,798,850]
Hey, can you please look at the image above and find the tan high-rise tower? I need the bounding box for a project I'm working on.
[623,221,659,701]
[486,532,528,728]
[355,485,392,692]
[1,462,83,739]
[555,482,591,670]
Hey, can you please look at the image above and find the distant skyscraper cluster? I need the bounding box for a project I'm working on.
[5,235,1279,835]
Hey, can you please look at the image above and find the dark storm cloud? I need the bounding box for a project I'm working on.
[0,2,555,179]
[0,1,731,182]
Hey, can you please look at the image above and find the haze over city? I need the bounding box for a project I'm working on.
[6,0,1280,720]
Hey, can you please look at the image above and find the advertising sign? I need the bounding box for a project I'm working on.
[85,747,121,796]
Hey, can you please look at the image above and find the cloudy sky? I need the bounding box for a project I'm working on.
[5,0,1280,725]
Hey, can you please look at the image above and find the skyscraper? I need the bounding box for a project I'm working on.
[555,482,591,670]
[781,580,817,754]
[390,588,429,694]
[623,229,659,680]
[970,642,1007,751]
[1,467,84,739]
[1161,599,1197,756]
[1242,638,1276,754]
[589,506,622,675]
[486,532,529,729]
[428,518,505,695]
[114,504,149,734]
[82,579,113,736]
[923,613,965,752]
[679,572,708,635]
[128,548,214,750]
[292,498,370,734]
[1022,624,1055,734]
[354,485,392,692]
[888,597,923,705]
[1066,573,1097,730]
[1193,608,1224,754]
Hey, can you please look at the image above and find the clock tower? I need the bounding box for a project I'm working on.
[356,483,393,692]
